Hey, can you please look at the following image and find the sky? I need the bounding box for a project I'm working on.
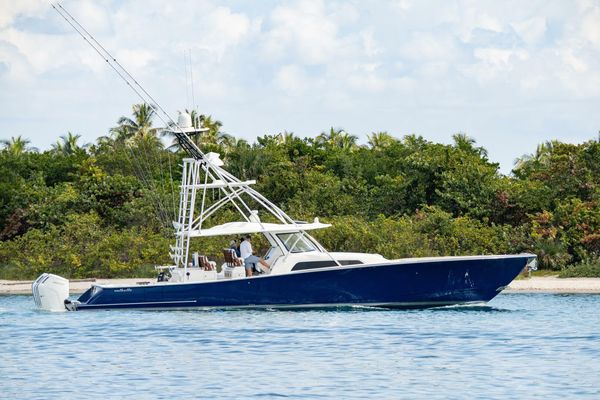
[1,0,599,174]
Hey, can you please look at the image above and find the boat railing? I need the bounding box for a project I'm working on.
[155,265,175,270]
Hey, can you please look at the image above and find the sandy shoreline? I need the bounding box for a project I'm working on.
[0,278,154,295]
[2,276,600,295]
[505,276,600,293]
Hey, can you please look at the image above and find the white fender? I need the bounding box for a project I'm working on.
[32,273,70,312]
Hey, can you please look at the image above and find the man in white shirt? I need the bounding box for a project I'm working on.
[240,235,270,276]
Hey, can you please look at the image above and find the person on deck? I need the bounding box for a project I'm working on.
[229,239,241,258]
[239,235,270,277]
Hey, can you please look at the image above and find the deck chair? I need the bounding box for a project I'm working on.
[199,255,216,271]
[223,248,244,268]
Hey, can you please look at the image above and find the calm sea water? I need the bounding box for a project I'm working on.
[1,293,599,399]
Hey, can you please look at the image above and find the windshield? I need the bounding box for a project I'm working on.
[277,233,317,253]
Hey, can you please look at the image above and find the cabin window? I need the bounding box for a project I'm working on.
[277,233,317,253]
[291,260,363,271]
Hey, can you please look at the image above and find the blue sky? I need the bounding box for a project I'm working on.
[1,0,599,173]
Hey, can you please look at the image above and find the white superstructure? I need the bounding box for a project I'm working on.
[159,112,371,283]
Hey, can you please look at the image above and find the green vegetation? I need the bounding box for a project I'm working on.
[559,258,600,278]
[1,104,599,279]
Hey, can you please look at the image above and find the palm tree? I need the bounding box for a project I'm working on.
[315,127,357,150]
[51,140,63,154]
[338,132,358,150]
[110,103,161,143]
[1,136,37,155]
[452,132,488,158]
[51,132,86,155]
[514,140,557,171]
[198,114,223,143]
[367,131,395,150]
[316,127,342,148]
[234,138,250,149]
[256,131,297,148]
[217,133,237,150]
[513,153,532,171]
[535,140,557,161]
[277,131,296,145]
[94,134,120,153]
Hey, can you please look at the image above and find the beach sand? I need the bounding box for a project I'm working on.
[505,276,600,293]
[0,278,153,295]
[2,276,600,295]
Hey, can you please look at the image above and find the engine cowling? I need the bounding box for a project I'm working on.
[32,273,69,312]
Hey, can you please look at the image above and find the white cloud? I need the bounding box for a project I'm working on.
[360,29,382,58]
[469,48,529,85]
[347,63,386,92]
[580,6,600,47]
[474,48,528,68]
[0,0,45,29]
[455,9,504,43]
[0,27,85,80]
[192,6,256,61]
[275,64,309,95]
[66,1,112,34]
[511,17,547,45]
[401,32,459,62]
[0,39,32,81]
[560,49,588,73]
[261,1,388,97]
[391,0,413,12]
[262,0,341,65]
[115,48,158,73]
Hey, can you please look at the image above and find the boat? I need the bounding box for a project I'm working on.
[32,3,536,312]
[32,113,536,312]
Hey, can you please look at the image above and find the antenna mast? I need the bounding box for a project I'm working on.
[184,50,190,109]
[189,49,196,111]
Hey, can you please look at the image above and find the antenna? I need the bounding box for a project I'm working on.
[189,49,196,111]
[184,50,190,110]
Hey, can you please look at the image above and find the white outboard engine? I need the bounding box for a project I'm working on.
[32,273,70,312]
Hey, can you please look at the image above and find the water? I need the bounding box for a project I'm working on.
[1,293,599,399]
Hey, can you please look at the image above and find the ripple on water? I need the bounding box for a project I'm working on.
[1,293,600,399]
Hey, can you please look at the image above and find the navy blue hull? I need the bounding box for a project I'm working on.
[73,255,532,311]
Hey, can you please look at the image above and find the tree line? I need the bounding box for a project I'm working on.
[1,104,598,279]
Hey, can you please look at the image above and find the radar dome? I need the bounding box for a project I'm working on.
[178,112,193,129]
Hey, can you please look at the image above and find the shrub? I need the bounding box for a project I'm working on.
[559,258,600,278]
